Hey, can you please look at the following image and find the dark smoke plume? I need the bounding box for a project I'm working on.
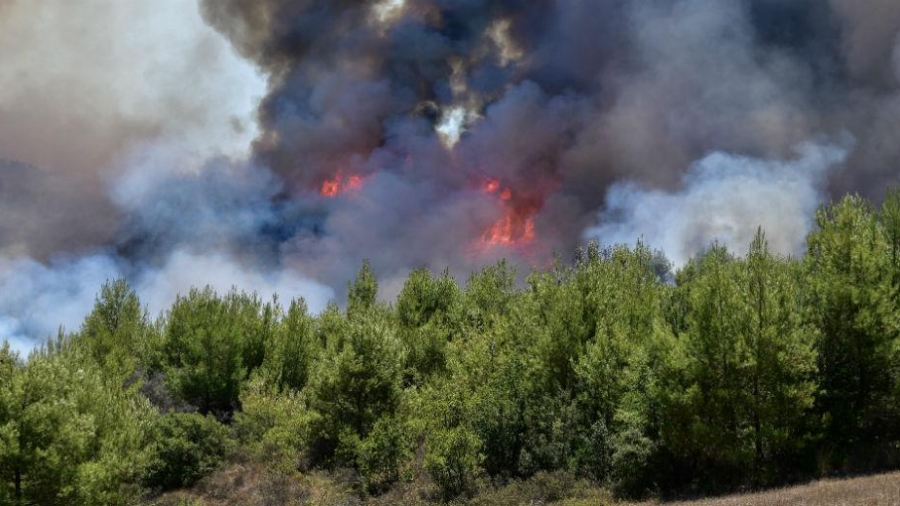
[3,0,900,351]
[195,0,899,276]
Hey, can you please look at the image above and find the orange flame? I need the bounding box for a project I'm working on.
[320,173,364,197]
[477,177,538,249]
[321,178,341,197]
[483,178,501,194]
[483,212,536,247]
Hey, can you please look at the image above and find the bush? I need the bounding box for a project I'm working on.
[423,426,483,499]
[468,471,614,506]
[305,311,403,466]
[234,378,315,471]
[356,416,411,494]
[143,412,234,490]
[609,425,656,497]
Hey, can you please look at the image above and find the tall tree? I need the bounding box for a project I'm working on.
[806,195,900,470]
[0,345,152,505]
[657,237,818,490]
[742,230,817,483]
[657,245,748,490]
[76,279,153,382]
[163,288,249,417]
[348,260,378,318]
[260,298,318,392]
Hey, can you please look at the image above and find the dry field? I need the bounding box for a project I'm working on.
[659,472,900,506]
[147,467,900,506]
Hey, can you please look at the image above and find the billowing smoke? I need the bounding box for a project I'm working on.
[0,0,264,258]
[3,0,900,351]
[0,250,334,356]
[585,142,850,266]
[0,254,119,355]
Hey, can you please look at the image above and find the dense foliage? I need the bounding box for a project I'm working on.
[2,192,900,504]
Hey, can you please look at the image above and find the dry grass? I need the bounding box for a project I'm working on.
[657,472,900,506]
[145,467,900,506]
[144,459,357,506]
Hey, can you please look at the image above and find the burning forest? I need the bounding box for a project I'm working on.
[1,0,900,350]
[6,2,900,505]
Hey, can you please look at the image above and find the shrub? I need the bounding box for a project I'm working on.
[143,412,234,490]
[423,426,483,499]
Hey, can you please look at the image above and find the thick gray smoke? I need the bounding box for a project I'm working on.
[0,0,264,258]
[3,0,900,352]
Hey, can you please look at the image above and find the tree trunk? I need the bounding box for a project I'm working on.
[14,467,21,502]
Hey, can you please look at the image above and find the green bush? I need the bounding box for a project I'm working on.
[356,416,411,494]
[234,378,315,471]
[468,471,613,506]
[423,426,483,499]
[143,412,233,490]
[609,425,655,497]
[163,288,275,418]
[305,310,403,466]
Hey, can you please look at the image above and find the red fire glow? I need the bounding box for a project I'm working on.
[477,177,539,249]
[483,211,536,247]
[346,175,363,191]
[321,178,341,197]
[320,173,363,197]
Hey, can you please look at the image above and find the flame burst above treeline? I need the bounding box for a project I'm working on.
[203,0,581,259]
[3,0,900,349]
[194,0,900,280]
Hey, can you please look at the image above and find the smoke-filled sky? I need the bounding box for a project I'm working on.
[2,0,900,354]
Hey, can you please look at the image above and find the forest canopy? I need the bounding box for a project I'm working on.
[2,190,900,505]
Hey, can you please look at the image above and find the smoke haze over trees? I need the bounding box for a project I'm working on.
[1,190,900,504]
[5,3,900,502]
[1,3,900,351]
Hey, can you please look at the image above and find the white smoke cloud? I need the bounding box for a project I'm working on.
[135,250,335,318]
[0,250,335,355]
[0,255,123,356]
[585,142,850,266]
[0,0,332,355]
[0,0,264,173]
